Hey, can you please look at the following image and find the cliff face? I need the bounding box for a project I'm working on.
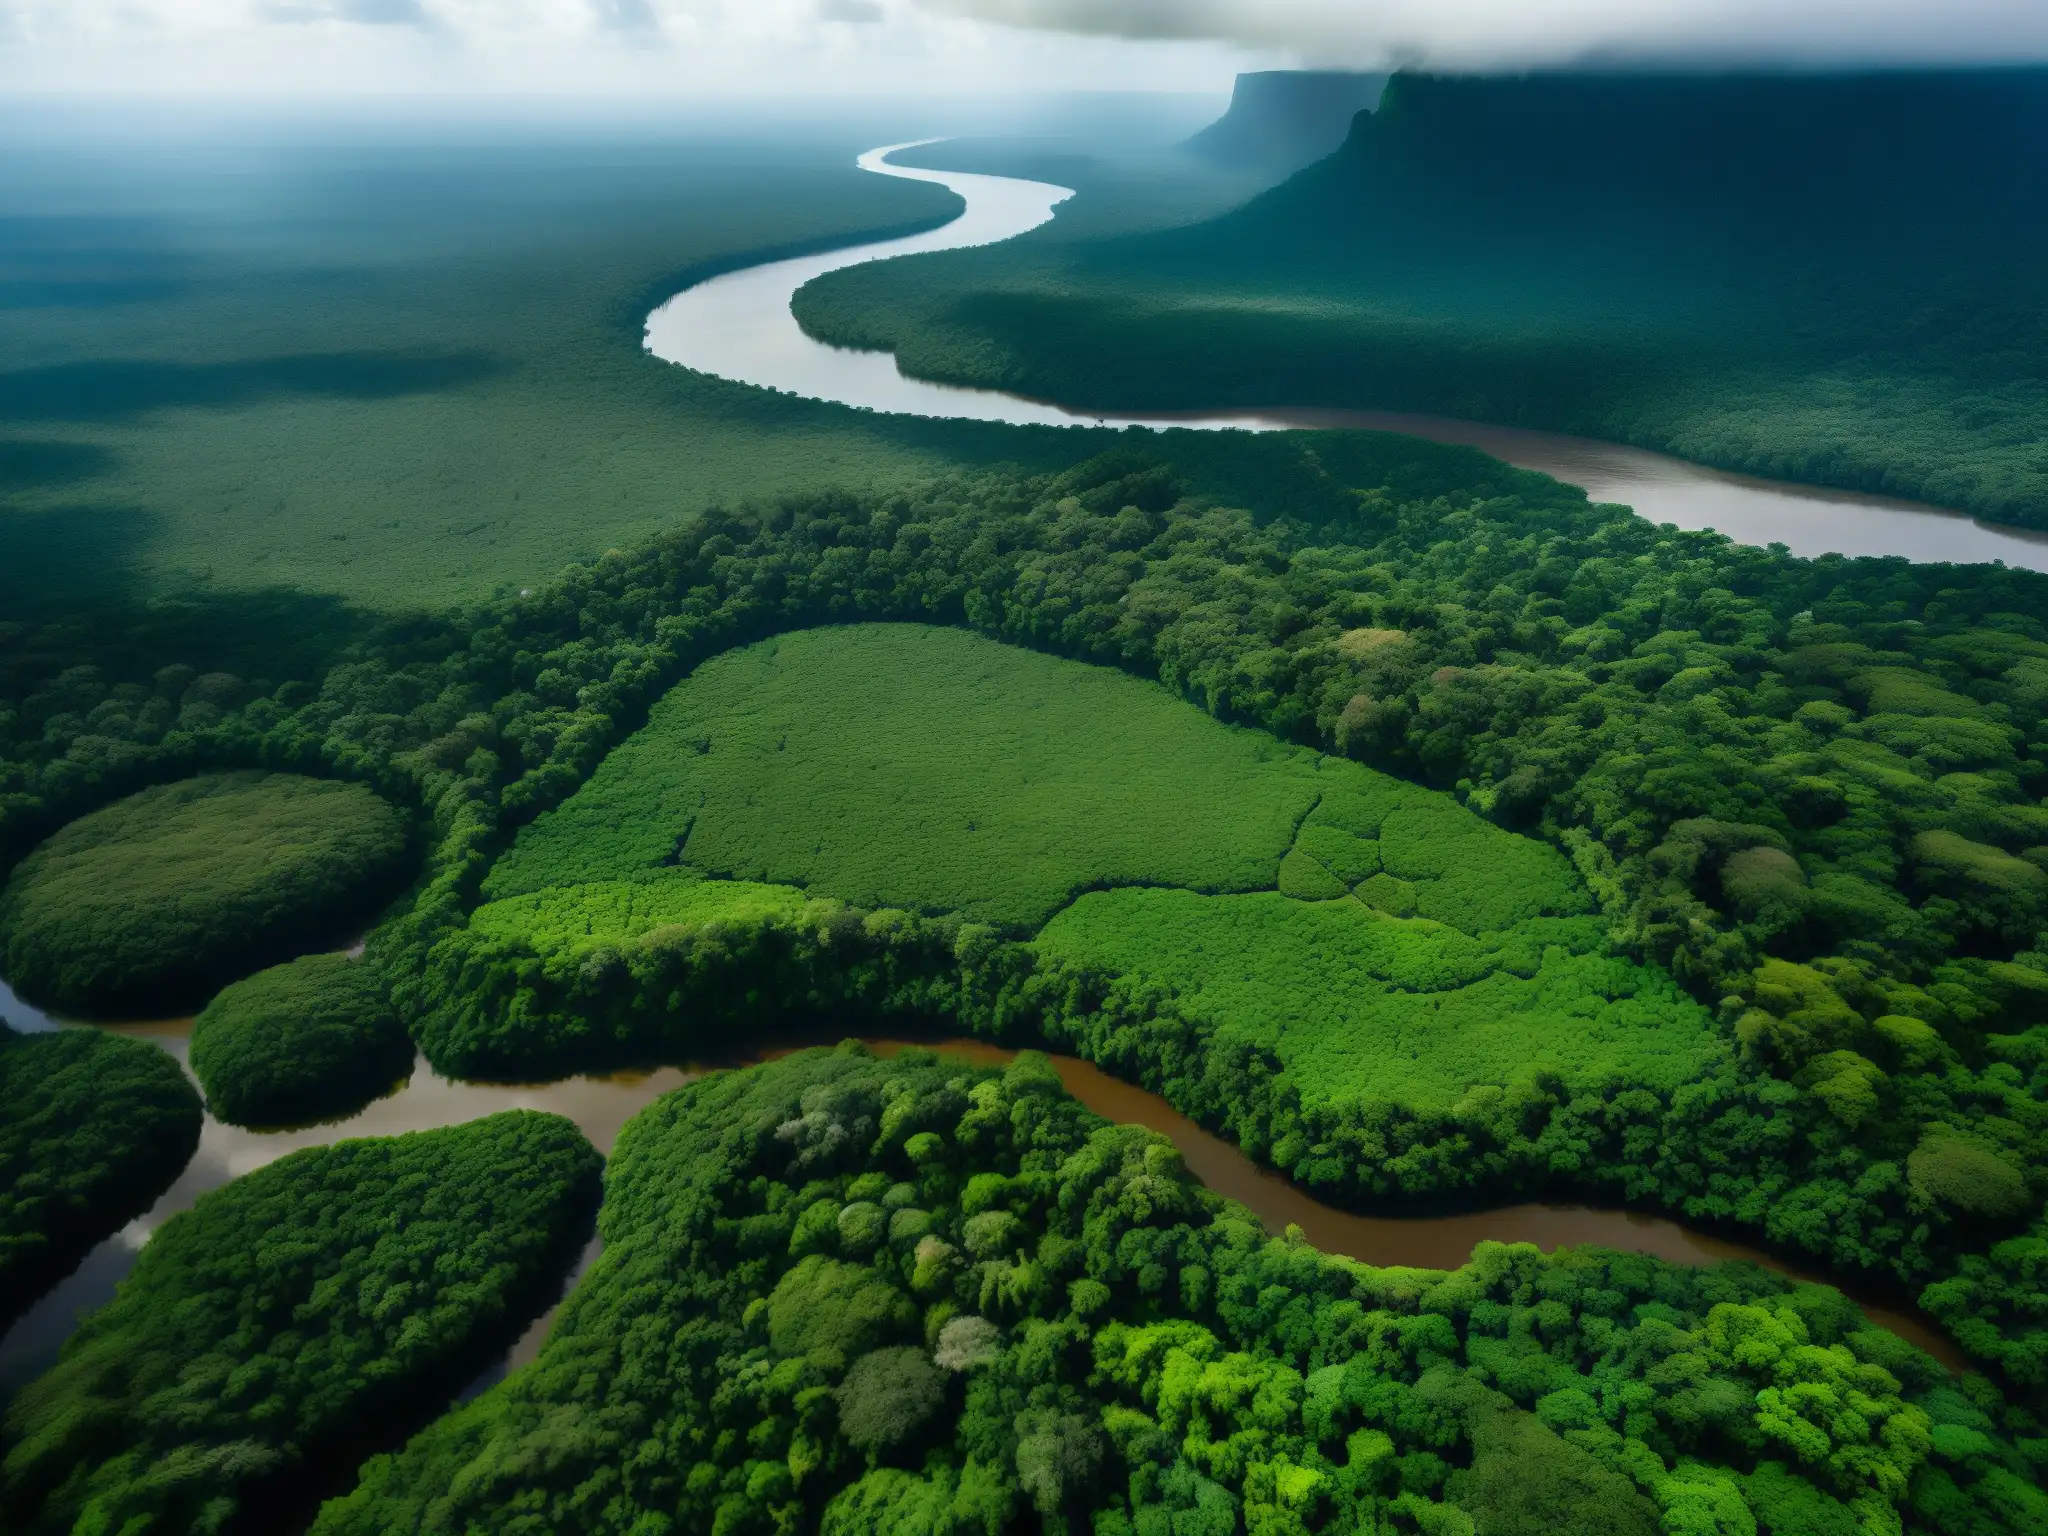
[1181,70,1389,177]
[1227,69,2048,249]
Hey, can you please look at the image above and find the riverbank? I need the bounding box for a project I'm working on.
[0,1005,1965,1407]
[650,140,2048,571]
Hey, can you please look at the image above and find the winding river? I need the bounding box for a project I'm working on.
[2,145,2004,1408]
[2,976,1961,1405]
[646,142,2048,573]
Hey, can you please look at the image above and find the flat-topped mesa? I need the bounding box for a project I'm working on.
[1181,68,1390,177]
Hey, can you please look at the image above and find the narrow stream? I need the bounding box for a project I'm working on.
[2,987,1963,1404]
[644,142,2048,573]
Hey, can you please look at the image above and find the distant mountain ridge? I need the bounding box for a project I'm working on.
[1223,68,2048,251]
[1182,69,1389,178]
[790,66,2048,525]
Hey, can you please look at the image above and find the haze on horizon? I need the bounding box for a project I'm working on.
[4,0,2048,99]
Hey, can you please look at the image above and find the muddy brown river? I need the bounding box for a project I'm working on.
[0,994,1962,1401]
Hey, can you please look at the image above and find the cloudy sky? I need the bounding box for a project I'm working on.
[4,0,2047,97]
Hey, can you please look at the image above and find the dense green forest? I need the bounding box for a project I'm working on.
[796,71,2048,527]
[10,93,2048,1531]
[189,952,411,1127]
[0,1023,200,1327]
[7,432,2048,1443]
[468,621,1718,1133]
[0,1110,600,1535]
[0,114,1112,614]
[313,1046,2042,1536]
[0,770,408,1014]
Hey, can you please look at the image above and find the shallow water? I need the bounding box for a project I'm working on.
[2,988,1962,1406]
[0,990,694,1398]
[644,143,2048,573]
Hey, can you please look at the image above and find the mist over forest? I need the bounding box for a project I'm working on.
[5,16,2048,1536]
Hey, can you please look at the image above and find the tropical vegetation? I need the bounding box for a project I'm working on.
[476,620,1718,1125]
[5,435,2048,1410]
[188,952,412,1127]
[0,1022,201,1327]
[312,1046,2044,1536]
[795,70,2048,527]
[0,770,410,1014]
[0,1111,601,1536]
[0,116,1068,613]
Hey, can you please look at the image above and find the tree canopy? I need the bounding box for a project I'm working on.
[0,1110,600,1535]
[0,771,409,1016]
[310,1046,2040,1536]
[0,1023,200,1328]
[189,952,411,1127]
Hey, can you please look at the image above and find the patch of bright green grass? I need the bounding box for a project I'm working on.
[468,870,809,963]
[1034,890,1723,1114]
[477,622,1708,1112]
[484,623,1331,927]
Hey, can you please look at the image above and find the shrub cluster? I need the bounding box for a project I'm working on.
[0,1023,200,1327]
[311,1046,2042,1536]
[189,952,413,1127]
[4,439,2047,1393]
[0,1110,601,1536]
[0,771,409,1015]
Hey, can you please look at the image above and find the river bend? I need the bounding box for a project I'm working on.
[1,981,1960,1398]
[645,142,2048,573]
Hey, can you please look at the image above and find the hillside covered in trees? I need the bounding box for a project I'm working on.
[794,70,2048,527]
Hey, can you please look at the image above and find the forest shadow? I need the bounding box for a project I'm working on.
[0,501,442,692]
[0,503,159,613]
[0,440,116,492]
[0,351,502,424]
[0,217,194,309]
[0,277,186,309]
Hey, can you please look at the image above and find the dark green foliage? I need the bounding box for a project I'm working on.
[0,1110,600,1536]
[310,1048,2033,1535]
[0,1023,200,1326]
[771,1254,921,1371]
[797,70,2048,527]
[836,1345,947,1452]
[1447,1392,1660,1536]
[9,436,2048,1386]
[413,876,959,1078]
[188,952,411,1127]
[0,118,1067,611]
[0,771,409,1015]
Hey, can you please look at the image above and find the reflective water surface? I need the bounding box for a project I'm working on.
[0,986,694,1398]
[0,984,1959,1405]
[645,143,2048,572]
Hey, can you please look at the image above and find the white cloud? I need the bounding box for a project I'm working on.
[6,0,2044,97]
[0,0,1250,95]
[920,0,2048,69]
